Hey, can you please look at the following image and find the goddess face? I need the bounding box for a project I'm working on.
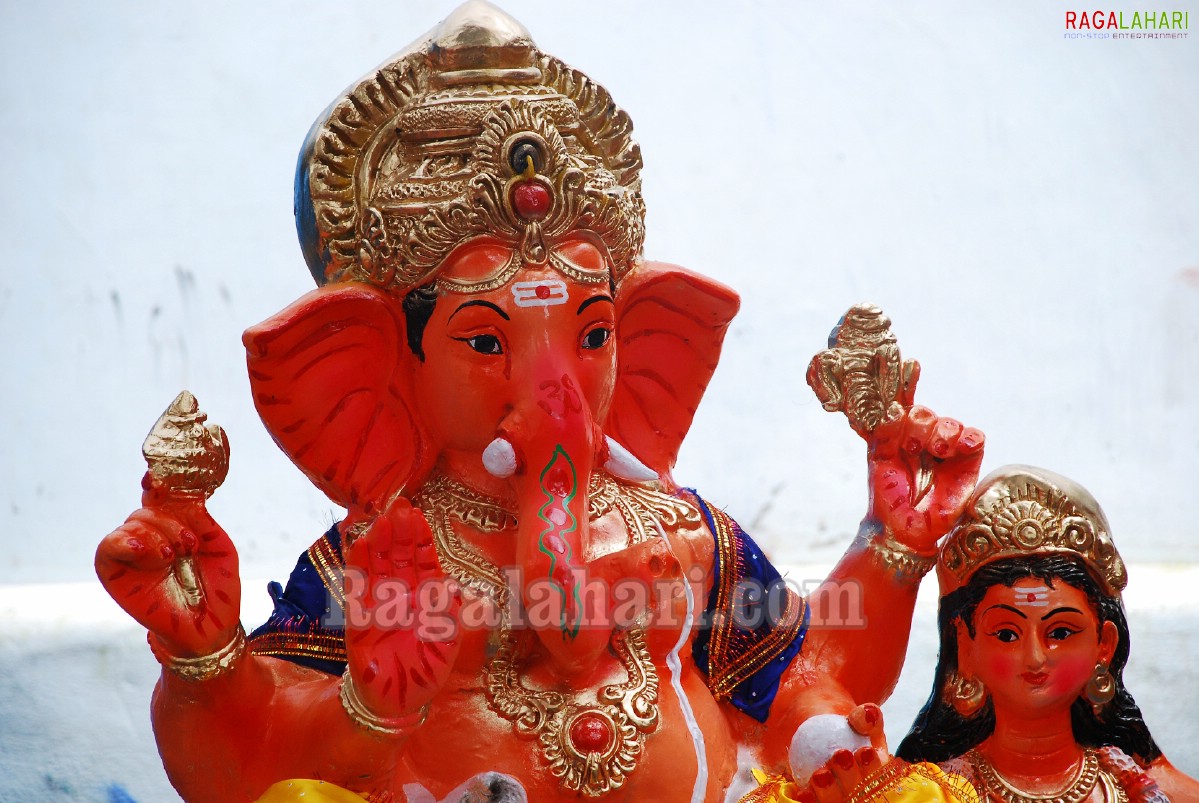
[959,576,1118,717]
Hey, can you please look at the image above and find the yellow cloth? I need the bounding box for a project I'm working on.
[739,768,802,802]
[739,761,980,803]
[256,779,371,802]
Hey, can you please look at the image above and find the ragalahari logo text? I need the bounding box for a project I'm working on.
[1065,10,1190,39]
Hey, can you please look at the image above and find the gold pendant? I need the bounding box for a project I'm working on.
[486,626,659,796]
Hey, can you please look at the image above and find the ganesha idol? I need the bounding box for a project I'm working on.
[95,3,987,801]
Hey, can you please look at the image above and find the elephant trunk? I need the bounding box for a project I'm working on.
[489,365,611,676]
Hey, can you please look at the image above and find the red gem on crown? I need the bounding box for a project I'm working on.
[512,181,551,220]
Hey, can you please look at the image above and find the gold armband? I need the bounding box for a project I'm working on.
[338,670,428,736]
[150,625,246,682]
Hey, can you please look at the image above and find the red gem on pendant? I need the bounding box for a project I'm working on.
[570,714,613,754]
[512,180,551,220]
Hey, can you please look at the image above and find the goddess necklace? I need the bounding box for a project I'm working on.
[412,470,698,797]
[969,748,1127,803]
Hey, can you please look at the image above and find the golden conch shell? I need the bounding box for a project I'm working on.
[806,303,920,437]
[142,390,229,499]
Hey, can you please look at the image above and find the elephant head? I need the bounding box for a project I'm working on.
[241,2,739,672]
[243,245,737,670]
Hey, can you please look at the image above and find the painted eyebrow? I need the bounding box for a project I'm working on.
[449,300,510,322]
[577,295,614,315]
[1042,606,1085,620]
[984,604,1029,619]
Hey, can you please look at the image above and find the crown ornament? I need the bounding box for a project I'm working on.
[295,0,645,296]
[938,465,1128,597]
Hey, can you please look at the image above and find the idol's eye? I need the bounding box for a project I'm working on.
[581,326,611,350]
[455,334,503,355]
[990,628,1020,644]
[1048,626,1079,641]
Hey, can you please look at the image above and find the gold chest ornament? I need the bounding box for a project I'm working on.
[412,472,699,797]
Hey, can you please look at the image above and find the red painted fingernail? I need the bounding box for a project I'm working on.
[180,529,197,550]
[932,440,949,456]
[904,437,922,454]
[160,544,175,560]
[127,537,145,553]
[833,749,854,770]
[812,769,835,788]
[863,704,880,726]
[856,746,879,768]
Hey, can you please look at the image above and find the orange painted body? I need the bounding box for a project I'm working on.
[97,243,985,801]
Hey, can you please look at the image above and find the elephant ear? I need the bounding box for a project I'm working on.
[243,284,428,513]
[609,261,740,479]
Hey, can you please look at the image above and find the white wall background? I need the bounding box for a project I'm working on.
[1,1,1196,800]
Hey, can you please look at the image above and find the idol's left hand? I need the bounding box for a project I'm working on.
[865,370,984,554]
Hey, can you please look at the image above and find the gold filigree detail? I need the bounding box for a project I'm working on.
[142,390,229,500]
[414,473,518,533]
[806,303,919,438]
[152,625,246,682]
[248,630,348,665]
[484,626,659,796]
[865,530,938,585]
[298,4,645,295]
[339,670,428,736]
[589,477,701,546]
[412,469,673,796]
[700,502,806,702]
[969,749,1102,803]
[308,534,347,609]
[938,466,1127,596]
[842,760,980,803]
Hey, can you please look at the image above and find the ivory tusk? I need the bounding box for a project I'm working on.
[482,437,518,478]
[603,436,657,482]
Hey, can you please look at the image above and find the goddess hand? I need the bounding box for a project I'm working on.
[95,473,241,657]
[343,499,462,720]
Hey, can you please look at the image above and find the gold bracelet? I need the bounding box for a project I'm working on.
[865,531,937,584]
[151,625,246,682]
[339,670,428,736]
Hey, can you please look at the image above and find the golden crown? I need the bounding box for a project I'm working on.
[938,465,1128,597]
[295,1,645,295]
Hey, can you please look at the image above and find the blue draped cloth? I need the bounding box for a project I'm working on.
[249,492,808,722]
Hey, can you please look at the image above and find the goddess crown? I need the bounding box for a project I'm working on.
[938,465,1128,597]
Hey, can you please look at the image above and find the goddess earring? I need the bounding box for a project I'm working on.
[947,672,986,717]
[1085,663,1116,714]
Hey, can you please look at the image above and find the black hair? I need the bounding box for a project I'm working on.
[896,554,1161,766]
[402,284,439,361]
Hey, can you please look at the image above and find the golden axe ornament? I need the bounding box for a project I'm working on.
[95,3,988,801]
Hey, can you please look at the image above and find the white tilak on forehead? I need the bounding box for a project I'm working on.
[1013,585,1051,607]
[511,279,568,307]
